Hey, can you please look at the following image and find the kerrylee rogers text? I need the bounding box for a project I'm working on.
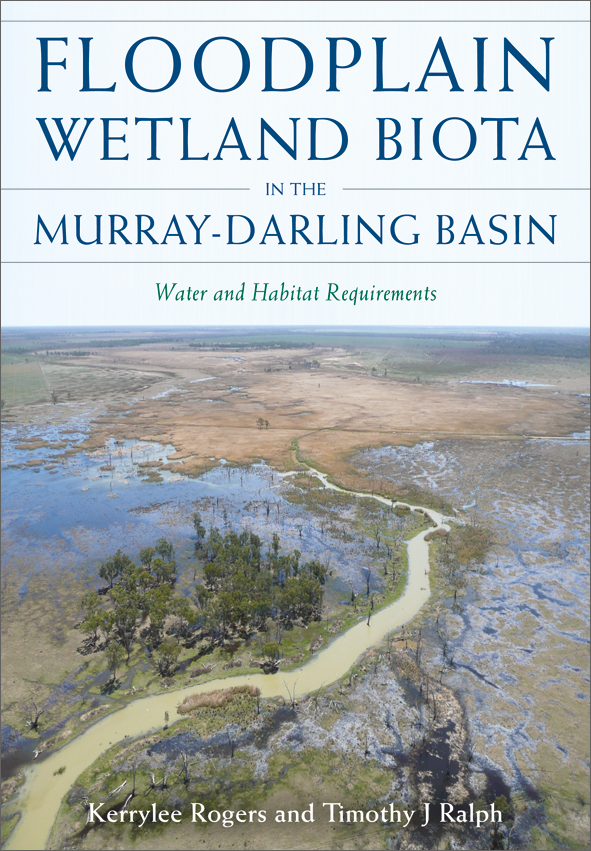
[86,800,502,828]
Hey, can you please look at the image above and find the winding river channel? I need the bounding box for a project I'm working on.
[6,468,450,850]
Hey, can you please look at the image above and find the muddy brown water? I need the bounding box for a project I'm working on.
[6,469,449,850]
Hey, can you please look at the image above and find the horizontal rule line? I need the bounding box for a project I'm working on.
[343,187,590,191]
[2,262,588,266]
[3,20,588,23]
[2,187,250,191]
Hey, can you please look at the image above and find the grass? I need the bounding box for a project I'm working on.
[1,814,20,844]
[1,360,49,405]
[48,702,407,850]
[1,353,28,364]
[177,685,259,714]
[290,438,454,514]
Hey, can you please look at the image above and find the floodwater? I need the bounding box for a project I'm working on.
[4,464,448,851]
[351,437,590,808]
[1,425,379,592]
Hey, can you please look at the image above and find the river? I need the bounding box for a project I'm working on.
[6,468,449,850]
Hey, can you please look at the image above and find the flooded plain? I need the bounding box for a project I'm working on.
[2,420,450,851]
[352,436,590,841]
[1,331,589,850]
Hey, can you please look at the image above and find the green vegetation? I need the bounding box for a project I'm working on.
[433,522,494,604]
[0,360,49,405]
[487,333,590,359]
[80,525,327,680]
[1,815,20,844]
[195,524,327,643]
[80,539,180,661]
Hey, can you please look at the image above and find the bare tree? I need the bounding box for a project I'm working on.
[310,687,324,714]
[107,780,127,798]
[121,793,133,814]
[368,518,384,551]
[385,634,395,661]
[227,730,236,759]
[176,743,197,786]
[129,753,140,797]
[436,618,450,661]
[284,679,298,711]
[149,765,170,791]
[22,694,51,732]
[361,566,372,597]
[415,629,423,666]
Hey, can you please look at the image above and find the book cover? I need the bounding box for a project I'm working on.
[1,2,589,849]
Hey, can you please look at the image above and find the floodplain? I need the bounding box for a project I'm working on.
[1,326,589,850]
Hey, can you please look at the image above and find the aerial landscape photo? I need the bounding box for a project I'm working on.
[1,325,589,850]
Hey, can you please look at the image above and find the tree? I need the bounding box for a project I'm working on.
[79,591,112,645]
[99,549,133,589]
[176,742,197,785]
[192,512,206,548]
[271,532,280,556]
[151,557,177,587]
[145,585,172,647]
[155,537,175,562]
[368,518,384,551]
[256,417,265,429]
[110,586,140,660]
[171,596,195,639]
[156,638,181,677]
[361,566,372,597]
[261,641,281,667]
[138,546,155,567]
[105,642,126,682]
[194,584,210,610]
[22,695,51,731]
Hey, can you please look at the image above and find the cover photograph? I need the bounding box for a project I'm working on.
[1,2,589,849]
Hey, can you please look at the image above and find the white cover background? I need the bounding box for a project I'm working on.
[1,1,589,326]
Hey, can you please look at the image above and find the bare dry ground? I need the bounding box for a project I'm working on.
[26,345,586,490]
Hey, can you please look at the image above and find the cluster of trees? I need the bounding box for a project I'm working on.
[193,518,326,644]
[80,539,190,669]
[80,522,327,679]
[437,524,493,604]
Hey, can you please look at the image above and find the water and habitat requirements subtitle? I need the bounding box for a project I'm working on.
[155,282,437,305]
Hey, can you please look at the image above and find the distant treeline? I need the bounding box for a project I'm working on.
[44,350,92,357]
[486,335,590,359]
[189,341,315,350]
[1,337,186,354]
